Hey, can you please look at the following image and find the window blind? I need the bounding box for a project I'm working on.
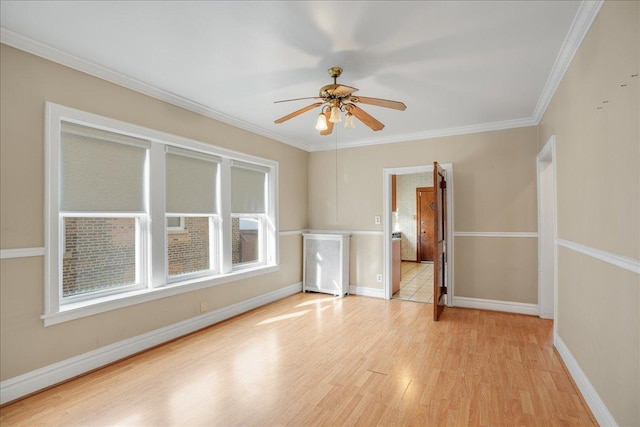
[231,161,267,214]
[60,122,149,212]
[166,146,220,214]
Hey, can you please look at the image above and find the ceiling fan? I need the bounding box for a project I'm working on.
[274,67,406,135]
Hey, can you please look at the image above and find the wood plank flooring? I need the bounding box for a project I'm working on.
[0,293,596,426]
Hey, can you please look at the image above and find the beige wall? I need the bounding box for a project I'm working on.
[0,45,308,381]
[308,126,539,300]
[538,1,639,425]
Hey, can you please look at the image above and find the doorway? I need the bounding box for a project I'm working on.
[537,136,557,325]
[383,164,454,304]
[416,187,435,262]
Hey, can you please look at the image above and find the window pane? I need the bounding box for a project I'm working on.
[62,217,136,298]
[60,122,148,212]
[166,148,218,214]
[232,217,260,265]
[167,217,211,277]
[231,163,266,214]
[167,216,183,229]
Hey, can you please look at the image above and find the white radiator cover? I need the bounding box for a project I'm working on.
[302,233,350,297]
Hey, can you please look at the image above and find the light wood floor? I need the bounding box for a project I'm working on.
[0,293,596,426]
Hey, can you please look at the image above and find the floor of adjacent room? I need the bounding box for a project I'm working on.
[0,293,596,426]
[392,261,434,303]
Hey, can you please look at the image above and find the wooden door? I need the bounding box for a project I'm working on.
[433,162,447,321]
[416,187,435,262]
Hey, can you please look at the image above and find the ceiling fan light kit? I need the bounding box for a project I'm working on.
[315,112,328,131]
[274,66,406,135]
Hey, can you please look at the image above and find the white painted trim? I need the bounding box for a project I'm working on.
[0,28,310,153]
[383,164,454,303]
[0,27,535,153]
[453,232,538,238]
[557,239,640,275]
[554,333,617,427]
[1,0,603,156]
[0,282,302,405]
[309,117,537,152]
[307,229,383,236]
[279,229,381,237]
[43,102,281,325]
[348,286,385,299]
[278,229,306,236]
[42,265,281,327]
[453,296,538,316]
[532,1,604,123]
[0,247,45,259]
[537,135,558,322]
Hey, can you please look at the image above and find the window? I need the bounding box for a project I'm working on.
[230,161,268,268]
[44,103,278,325]
[58,122,149,302]
[167,216,185,232]
[165,146,220,279]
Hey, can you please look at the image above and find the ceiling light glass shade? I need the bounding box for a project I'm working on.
[344,112,355,129]
[329,106,342,123]
[315,113,328,130]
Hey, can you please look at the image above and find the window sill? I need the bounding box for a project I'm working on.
[41,264,280,326]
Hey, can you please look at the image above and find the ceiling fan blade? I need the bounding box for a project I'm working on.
[274,96,323,104]
[332,85,358,97]
[274,102,324,124]
[350,96,406,111]
[320,110,334,136]
[345,104,385,131]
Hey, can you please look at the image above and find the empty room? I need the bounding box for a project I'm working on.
[0,1,638,426]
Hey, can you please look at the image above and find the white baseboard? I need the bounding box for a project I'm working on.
[0,282,302,405]
[539,310,554,320]
[452,296,539,316]
[554,333,617,426]
[349,286,385,299]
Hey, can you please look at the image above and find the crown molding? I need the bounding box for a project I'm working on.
[531,0,604,123]
[308,117,538,152]
[2,0,602,154]
[0,27,311,152]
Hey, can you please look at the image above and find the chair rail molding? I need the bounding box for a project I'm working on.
[557,238,640,275]
[0,247,46,259]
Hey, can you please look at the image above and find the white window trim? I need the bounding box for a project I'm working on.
[166,216,186,232]
[165,214,219,283]
[44,102,279,326]
[60,213,147,304]
[231,214,267,269]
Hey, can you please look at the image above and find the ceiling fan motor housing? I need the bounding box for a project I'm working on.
[320,67,345,98]
[319,84,344,99]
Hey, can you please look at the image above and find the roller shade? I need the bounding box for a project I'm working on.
[166,146,220,214]
[231,161,268,214]
[60,122,149,212]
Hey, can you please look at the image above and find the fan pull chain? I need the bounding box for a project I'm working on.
[335,126,339,223]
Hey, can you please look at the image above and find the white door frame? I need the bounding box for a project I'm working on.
[536,136,558,328]
[383,163,455,303]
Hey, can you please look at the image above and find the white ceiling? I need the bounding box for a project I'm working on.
[0,1,598,151]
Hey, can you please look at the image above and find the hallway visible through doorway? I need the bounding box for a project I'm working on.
[391,261,434,303]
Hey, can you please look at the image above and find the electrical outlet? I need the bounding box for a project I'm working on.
[376,274,382,283]
[374,215,381,225]
[200,301,208,313]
